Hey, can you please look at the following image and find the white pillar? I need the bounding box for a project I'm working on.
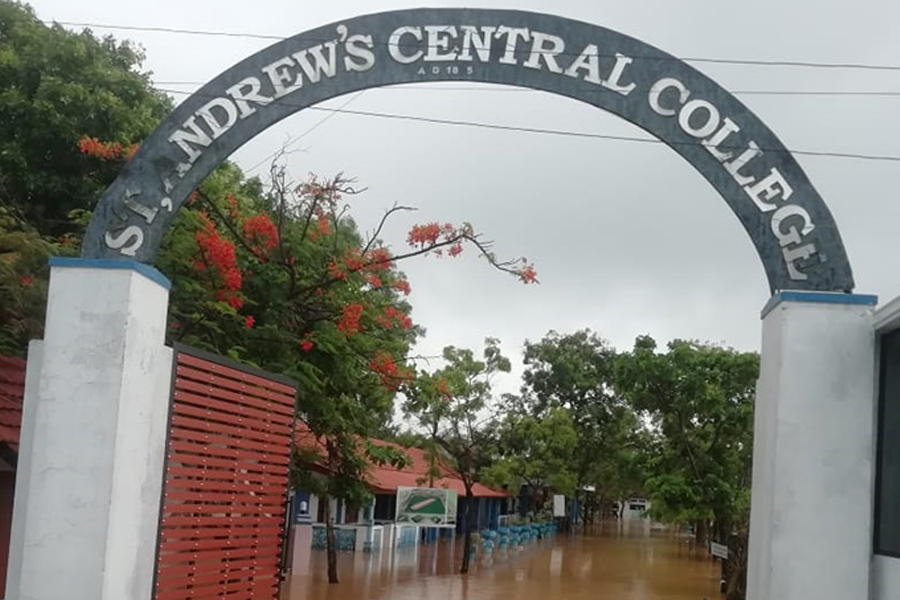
[747,291,877,600]
[5,258,173,600]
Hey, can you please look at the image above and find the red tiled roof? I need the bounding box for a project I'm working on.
[295,423,507,498]
[0,357,26,453]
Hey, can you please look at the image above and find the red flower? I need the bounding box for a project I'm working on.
[19,275,34,288]
[217,290,245,309]
[448,243,463,257]
[370,352,399,390]
[299,333,314,352]
[392,279,411,295]
[407,223,443,248]
[78,136,135,161]
[242,212,279,254]
[316,215,331,236]
[343,248,363,271]
[364,248,392,271]
[244,315,255,329]
[374,306,412,330]
[518,265,539,284]
[336,303,365,334]
[195,219,243,297]
[328,260,347,281]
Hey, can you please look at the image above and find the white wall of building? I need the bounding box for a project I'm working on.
[872,556,900,600]
[870,296,900,600]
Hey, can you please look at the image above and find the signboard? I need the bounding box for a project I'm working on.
[395,486,458,527]
[711,542,729,559]
[81,8,854,294]
[553,494,566,517]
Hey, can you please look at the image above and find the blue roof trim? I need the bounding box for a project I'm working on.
[761,291,878,319]
[49,257,172,290]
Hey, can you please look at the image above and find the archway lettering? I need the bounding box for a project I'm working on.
[82,8,854,293]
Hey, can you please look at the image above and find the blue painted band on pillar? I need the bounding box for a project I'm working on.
[48,257,172,290]
[761,291,878,319]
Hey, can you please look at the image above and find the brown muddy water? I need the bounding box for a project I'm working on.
[282,521,723,600]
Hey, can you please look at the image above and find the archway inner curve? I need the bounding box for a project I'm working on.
[81,8,854,293]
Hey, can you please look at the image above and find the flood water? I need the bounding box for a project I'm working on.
[283,521,723,600]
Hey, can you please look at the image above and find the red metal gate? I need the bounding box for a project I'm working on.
[153,346,296,600]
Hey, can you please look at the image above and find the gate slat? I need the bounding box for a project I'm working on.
[177,353,296,394]
[168,440,290,465]
[173,389,294,427]
[167,427,291,457]
[165,465,288,486]
[174,377,294,418]
[170,415,287,445]
[172,403,292,436]
[155,557,279,581]
[161,515,283,528]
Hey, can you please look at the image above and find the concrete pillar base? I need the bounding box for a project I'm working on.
[747,291,877,600]
[5,258,173,600]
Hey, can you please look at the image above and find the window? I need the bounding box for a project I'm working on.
[374,494,395,521]
[344,501,360,524]
[876,329,900,556]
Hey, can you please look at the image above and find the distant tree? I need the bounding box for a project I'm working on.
[614,336,758,550]
[403,339,510,574]
[0,1,171,236]
[481,407,579,512]
[519,330,643,520]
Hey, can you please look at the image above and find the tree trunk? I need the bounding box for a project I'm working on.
[714,518,733,587]
[324,493,339,584]
[694,519,708,548]
[724,527,749,600]
[324,439,339,584]
[460,485,473,574]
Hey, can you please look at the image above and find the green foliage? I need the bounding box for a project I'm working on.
[615,336,759,531]
[403,338,511,574]
[405,339,511,486]
[0,207,76,354]
[481,407,579,496]
[0,1,171,235]
[516,330,646,506]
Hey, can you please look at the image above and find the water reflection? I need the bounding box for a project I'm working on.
[284,521,722,600]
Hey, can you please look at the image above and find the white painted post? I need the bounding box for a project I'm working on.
[5,258,173,600]
[747,291,878,600]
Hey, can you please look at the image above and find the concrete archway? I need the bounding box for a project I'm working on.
[81,8,854,294]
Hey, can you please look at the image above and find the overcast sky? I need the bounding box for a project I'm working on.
[26,0,900,395]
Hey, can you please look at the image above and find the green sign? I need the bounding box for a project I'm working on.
[395,486,458,527]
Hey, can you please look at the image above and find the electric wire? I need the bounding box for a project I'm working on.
[156,87,900,164]
[47,20,900,73]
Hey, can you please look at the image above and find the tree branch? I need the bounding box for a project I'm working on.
[362,204,417,255]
